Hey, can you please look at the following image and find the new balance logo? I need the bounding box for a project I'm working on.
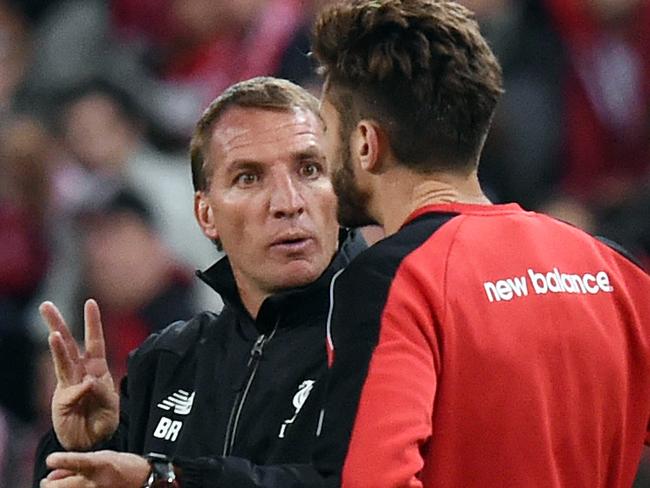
[157,389,195,415]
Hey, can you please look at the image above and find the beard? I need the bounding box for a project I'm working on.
[332,141,378,228]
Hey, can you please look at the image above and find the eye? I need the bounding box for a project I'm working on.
[234,172,259,187]
[299,162,322,178]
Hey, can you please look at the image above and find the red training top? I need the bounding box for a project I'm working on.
[316,203,650,488]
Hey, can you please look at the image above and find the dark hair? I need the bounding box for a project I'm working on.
[190,76,320,192]
[55,78,143,133]
[311,0,504,172]
[77,185,154,228]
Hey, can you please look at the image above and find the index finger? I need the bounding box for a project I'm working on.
[46,468,76,481]
[39,302,80,363]
[83,299,107,359]
[46,452,95,473]
[40,302,76,344]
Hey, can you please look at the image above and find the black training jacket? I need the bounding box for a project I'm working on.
[33,230,366,488]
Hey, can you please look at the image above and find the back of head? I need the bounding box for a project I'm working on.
[190,76,320,192]
[312,0,504,172]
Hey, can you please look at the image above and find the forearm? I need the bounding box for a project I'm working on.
[174,456,329,488]
[33,426,126,488]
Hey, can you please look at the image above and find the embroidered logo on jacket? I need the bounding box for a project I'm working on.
[157,389,195,415]
[278,380,315,438]
[153,389,195,442]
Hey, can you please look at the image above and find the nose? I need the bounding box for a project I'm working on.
[269,171,305,219]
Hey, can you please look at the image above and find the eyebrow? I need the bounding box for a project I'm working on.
[224,159,262,177]
[225,147,325,172]
[293,147,325,162]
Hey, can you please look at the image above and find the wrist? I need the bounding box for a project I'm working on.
[142,453,180,488]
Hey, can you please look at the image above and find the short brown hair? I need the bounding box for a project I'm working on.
[190,77,321,191]
[312,0,504,172]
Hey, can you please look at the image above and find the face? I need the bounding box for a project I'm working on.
[63,93,136,173]
[83,213,164,310]
[320,96,376,228]
[196,106,339,302]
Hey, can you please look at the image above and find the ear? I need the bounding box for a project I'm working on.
[194,191,219,240]
[355,120,384,174]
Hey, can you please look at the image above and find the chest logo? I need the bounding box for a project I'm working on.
[153,389,195,442]
[278,380,315,438]
[157,389,195,415]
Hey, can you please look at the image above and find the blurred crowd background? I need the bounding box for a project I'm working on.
[0,0,648,486]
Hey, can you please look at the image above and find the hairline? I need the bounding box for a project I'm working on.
[323,78,480,174]
[199,104,322,188]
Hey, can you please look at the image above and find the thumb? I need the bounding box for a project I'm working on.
[54,376,95,406]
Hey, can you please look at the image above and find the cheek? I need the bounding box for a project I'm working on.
[213,198,261,246]
[313,189,339,242]
[313,182,338,215]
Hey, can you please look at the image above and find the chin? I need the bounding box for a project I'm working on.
[274,261,327,290]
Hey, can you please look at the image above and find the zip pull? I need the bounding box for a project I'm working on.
[222,319,280,456]
[250,334,266,359]
[232,335,266,390]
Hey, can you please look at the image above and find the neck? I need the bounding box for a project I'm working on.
[239,290,265,319]
[231,270,267,319]
[373,167,491,235]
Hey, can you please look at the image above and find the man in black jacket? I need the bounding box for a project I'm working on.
[34,77,366,488]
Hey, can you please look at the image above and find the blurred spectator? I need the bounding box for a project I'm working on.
[19,0,318,145]
[53,78,215,285]
[0,115,53,488]
[546,0,650,202]
[460,0,565,209]
[4,0,63,24]
[541,0,650,262]
[0,1,31,116]
[20,80,212,353]
[112,0,313,137]
[74,187,195,379]
[0,405,35,488]
[0,116,52,422]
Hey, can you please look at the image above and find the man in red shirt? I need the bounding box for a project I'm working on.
[310,1,650,487]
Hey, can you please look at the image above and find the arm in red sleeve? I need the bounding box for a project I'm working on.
[340,269,440,488]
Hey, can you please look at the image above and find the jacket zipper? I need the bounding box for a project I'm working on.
[222,322,278,456]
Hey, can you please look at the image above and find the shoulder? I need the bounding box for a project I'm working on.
[331,220,448,332]
[130,311,220,360]
[594,236,646,271]
[341,213,457,286]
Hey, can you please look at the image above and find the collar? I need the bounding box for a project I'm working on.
[196,228,367,334]
[403,202,525,228]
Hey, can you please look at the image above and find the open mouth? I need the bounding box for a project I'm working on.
[282,237,307,245]
[270,236,313,252]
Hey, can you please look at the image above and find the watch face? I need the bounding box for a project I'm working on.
[144,453,178,488]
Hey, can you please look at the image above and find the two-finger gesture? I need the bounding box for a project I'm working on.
[40,299,119,451]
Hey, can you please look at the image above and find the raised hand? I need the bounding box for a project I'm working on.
[40,450,150,488]
[40,299,120,451]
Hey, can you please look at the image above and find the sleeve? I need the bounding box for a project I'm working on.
[313,258,440,488]
[341,285,438,488]
[32,430,66,487]
[174,457,327,488]
[32,378,130,488]
[32,425,127,487]
[646,419,649,445]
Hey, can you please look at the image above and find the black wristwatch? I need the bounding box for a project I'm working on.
[143,453,180,488]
